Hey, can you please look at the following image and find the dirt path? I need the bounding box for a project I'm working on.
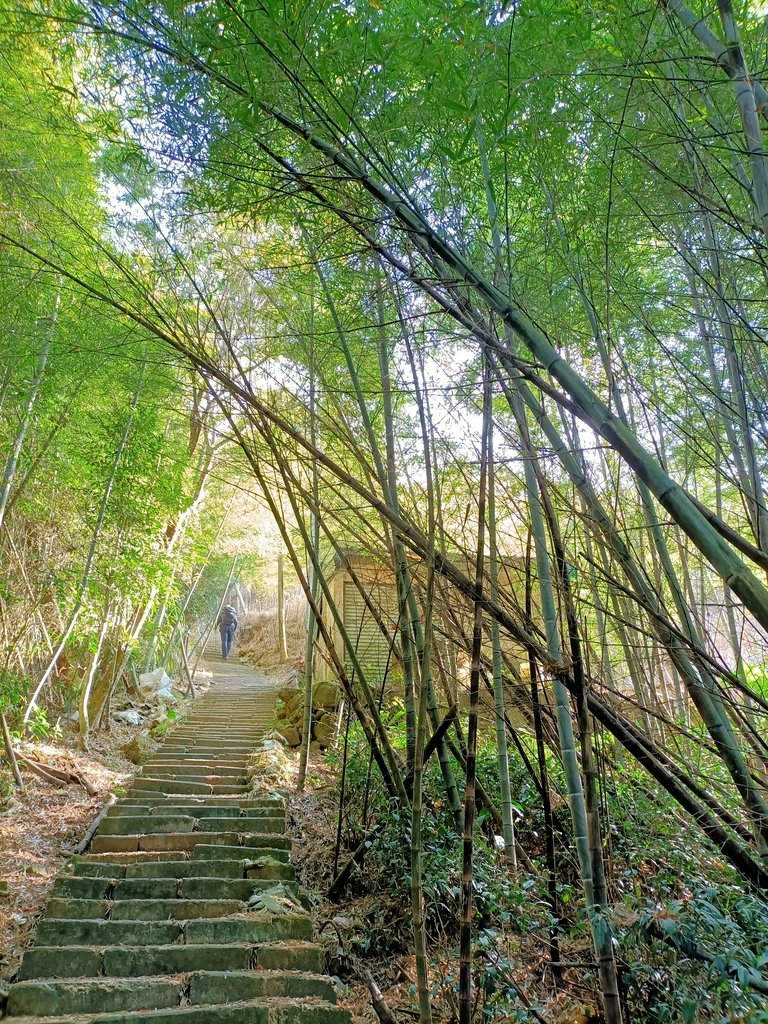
[2,643,349,1024]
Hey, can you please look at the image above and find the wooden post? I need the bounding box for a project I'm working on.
[181,633,197,697]
[277,552,288,659]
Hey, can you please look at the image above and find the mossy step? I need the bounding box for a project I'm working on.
[136,769,251,778]
[8,975,183,1016]
[44,897,246,920]
[91,831,240,853]
[99,816,198,836]
[71,859,248,880]
[160,740,257,748]
[99,815,284,836]
[53,875,304,903]
[18,944,252,980]
[139,765,249,777]
[128,779,248,796]
[15,940,322,980]
[149,755,253,764]
[191,843,291,862]
[242,835,292,851]
[106,805,283,819]
[181,916,312,944]
[111,796,283,809]
[33,913,311,946]
[7,972,335,1016]
[191,835,292,853]
[90,833,290,856]
[33,919,183,947]
[143,756,251,765]
[165,738,264,743]
[5,996,350,1024]
[197,817,284,833]
[138,768,247,780]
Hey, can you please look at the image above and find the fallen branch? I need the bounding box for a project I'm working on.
[327,826,382,901]
[15,752,98,795]
[646,919,768,996]
[73,794,118,855]
[16,753,68,789]
[360,968,400,1024]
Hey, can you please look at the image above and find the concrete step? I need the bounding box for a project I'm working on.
[191,842,292,861]
[168,732,262,740]
[144,755,251,763]
[17,941,323,980]
[45,897,247,920]
[8,972,336,1016]
[99,814,284,835]
[110,796,283,809]
[33,913,312,947]
[80,859,247,879]
[8,996,350,1023]
[91,831,240,853]
[67,851,292,877]
[17,944,251,980]
[90,832,291,855]
[140,764,249,776]
[128,779,248,795]
[149,753,253,762]
[52,875,304,903]
[101,815,282,831]
[105,804,283,818]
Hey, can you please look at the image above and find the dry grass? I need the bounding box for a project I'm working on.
[238,586,307,671]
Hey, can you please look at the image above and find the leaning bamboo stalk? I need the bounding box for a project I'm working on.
[313,248,418,768]
[298,333,320,793]
[518,420,623,1022]
[459,359,491,1024]
[487,385,517,868]
[406,312,439,1024]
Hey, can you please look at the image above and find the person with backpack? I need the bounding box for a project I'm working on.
[216,605,238,659]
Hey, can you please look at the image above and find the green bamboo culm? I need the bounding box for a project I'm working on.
[459,359,491,1024]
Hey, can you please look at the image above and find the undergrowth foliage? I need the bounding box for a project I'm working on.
[327,719,768,1023]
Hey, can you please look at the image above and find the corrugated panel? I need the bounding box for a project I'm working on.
[342,580,397,680]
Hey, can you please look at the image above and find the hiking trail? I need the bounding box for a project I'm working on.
[3,641,349,1024]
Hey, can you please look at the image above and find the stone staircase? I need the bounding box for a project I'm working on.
[4,652,349,1024]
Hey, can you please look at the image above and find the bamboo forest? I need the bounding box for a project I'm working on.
[2,2,768,1023]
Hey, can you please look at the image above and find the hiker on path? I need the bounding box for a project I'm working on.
[217,604,238,659]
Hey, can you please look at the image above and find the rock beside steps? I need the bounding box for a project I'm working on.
[5,665,349,1024]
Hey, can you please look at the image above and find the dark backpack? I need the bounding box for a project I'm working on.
[221,606,238,628]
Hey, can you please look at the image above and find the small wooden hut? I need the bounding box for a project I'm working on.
[312,549,531,689]
[313,551,399,684]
